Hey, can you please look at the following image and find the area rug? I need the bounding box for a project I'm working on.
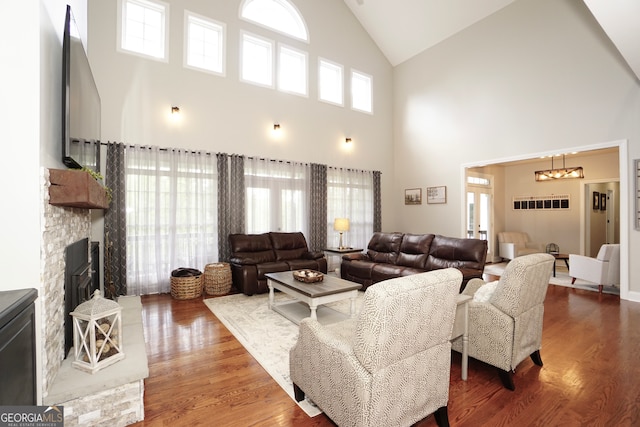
[484,262,620,295]
[203,292,363,417]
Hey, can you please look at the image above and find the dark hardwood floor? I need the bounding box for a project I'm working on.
[129,274,640,427]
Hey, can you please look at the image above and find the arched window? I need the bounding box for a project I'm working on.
[240,0,308,42]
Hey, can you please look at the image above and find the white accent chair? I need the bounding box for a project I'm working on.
[451,253,554,390]
[289,269,462,427]
[497,231,545,260]
[569,244,620,294]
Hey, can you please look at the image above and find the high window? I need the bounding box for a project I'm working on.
[118,0,168,61]
[184,11,225,76]
[351,70,373,113]
[240,0,308,42]
[318,58,343,106]
[278,44,307,96]
[240,31,274,88]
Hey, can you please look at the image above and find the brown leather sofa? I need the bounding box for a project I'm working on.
[229,232,328,296]
[340,232,487,291]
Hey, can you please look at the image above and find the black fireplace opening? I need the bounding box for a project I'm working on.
[64,238,99,358]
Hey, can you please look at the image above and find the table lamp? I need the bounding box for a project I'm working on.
[333,218,350,249]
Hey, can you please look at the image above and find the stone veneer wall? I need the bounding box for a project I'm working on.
[41,168,91,397]
[55,381,144,426]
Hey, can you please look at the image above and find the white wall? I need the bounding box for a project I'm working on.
[0,0,42,292]
[393,0,640,296]
[87,0,395,225]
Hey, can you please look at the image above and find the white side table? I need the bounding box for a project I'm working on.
[452,294,471,380]
[323,247,363,273]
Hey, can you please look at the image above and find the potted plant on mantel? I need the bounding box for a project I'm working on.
[48,167,111,209]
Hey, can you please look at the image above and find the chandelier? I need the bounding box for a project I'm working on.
[534,155,584,181]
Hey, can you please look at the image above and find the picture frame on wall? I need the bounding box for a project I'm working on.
[427,186,447,204]
[592,191,600,210]
[405,188,422,205]
[600,193,607,211]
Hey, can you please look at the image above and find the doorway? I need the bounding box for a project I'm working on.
[465,173,493,259]
[584,181,620,257]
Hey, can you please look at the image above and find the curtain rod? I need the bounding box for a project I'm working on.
[94,141,380,174]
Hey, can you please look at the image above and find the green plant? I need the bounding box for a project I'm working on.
[81,167,113,202]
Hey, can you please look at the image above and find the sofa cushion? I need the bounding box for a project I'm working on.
[256,261,290,279]
[286,259,322,271]
[371,263,406,282]
[426,235,487,272]
[229,233,276,263]
[270,232,309,261]
[396,233,435,269]
[367,232,403,264]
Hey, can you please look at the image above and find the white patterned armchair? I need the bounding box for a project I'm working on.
[290,268,462,427]
[452,253,554,390]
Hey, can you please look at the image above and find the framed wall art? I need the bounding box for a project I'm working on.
[404,188,422,205]
[592,191,600,210]
[427,186,447,204]
[600,192,607,211]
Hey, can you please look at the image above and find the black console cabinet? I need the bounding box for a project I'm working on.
[0,288,38,405]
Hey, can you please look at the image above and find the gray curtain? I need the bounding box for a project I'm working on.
[217,154,245,261]
[373,171,382,232]
[104,142,127,297]
[309,163,327,252]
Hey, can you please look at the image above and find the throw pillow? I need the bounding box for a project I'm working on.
[473,280,499,303]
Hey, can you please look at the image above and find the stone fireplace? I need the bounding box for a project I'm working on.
[41,169,147,426]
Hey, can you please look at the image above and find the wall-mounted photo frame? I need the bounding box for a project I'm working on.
[427,186,447,204]
[600,193,607,211]
[404,188,422,205]
[512,194,570,210]
[592,191,600,210]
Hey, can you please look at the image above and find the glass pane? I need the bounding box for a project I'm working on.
[466,192,475,239]
[479,193,489,241]
[242,34,273,86]
[319,60,343,105]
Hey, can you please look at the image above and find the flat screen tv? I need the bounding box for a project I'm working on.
[62,4,101,171]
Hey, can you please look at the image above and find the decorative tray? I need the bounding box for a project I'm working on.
[292,269,324,283]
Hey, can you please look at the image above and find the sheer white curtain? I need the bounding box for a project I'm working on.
[126,146,218,295]
[327,168,374,250]
[244,157,310,237]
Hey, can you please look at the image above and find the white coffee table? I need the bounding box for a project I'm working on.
[265,271,362,325]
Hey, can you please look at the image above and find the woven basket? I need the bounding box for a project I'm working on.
[204,262,232,296]
[170,274,203,300]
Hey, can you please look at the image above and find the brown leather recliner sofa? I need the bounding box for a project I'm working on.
[229,232,328,296]
[340,232,487,291]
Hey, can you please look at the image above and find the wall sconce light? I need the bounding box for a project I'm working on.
[345,137,352,144]
[273,123,280,130]
[534,154,584,181]
[171,106,180,115]
[333,218,350,249]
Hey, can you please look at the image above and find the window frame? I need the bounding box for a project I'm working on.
[350,69,373,114]
[318,57,344,107]
[183,10,226,76]
[277,43,308,97]
[239,30,275,89]
[117,0,170,62]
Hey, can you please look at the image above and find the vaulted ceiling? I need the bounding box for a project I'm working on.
[342,0,640,81]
